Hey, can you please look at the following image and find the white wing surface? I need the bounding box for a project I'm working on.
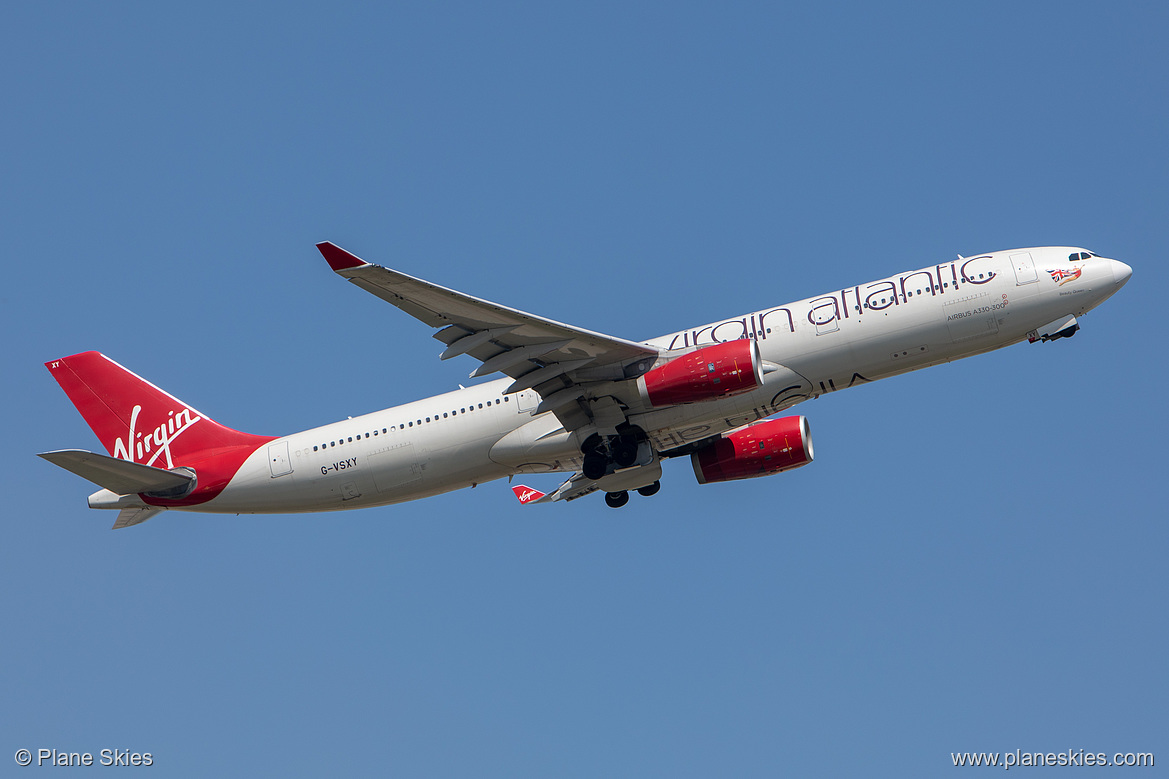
[317,242,660,431]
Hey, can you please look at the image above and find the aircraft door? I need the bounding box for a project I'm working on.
[268,441,293,477]
[517,389,538,414]
[1010,252,1038,285]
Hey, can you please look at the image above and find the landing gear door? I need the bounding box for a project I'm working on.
[1010,252,1038,285]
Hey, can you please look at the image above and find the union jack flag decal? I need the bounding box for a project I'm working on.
[1047,267,1082,286]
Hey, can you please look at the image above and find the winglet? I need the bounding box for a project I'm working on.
[511,485,547,505]
[316,241,369,271]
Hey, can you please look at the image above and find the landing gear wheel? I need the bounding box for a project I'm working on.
[583,452,608,481]
[637,481,661,497]
[580,433,604,454]
[605,491,629,508]
[612,438,638,468]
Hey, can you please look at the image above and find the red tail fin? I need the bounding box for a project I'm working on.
[46,352,271,470]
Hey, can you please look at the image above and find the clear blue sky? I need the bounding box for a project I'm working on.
[3,2,1165,776]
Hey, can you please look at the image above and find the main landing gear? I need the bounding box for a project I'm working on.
[582,427,660,509]
[605,491,629,508]
[581,429,643,480]
[603,481,661,509]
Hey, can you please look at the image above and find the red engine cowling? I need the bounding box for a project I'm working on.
[691,416,814,484]
[640,340,763,407]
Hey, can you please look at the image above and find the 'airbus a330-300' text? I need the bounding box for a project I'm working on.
[40,243,1131,528]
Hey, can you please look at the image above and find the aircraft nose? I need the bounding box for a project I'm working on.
[1110,259,1133,288]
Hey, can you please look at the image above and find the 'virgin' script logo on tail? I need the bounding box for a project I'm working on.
[111,405,203,469]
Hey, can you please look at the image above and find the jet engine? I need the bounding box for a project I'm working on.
[640,340,764,407]
[691,416,813,484]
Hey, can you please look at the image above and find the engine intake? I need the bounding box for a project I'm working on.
[691,416,814,484]
[640,340,763,407]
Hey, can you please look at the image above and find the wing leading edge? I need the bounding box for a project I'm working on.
[316,242,660,431]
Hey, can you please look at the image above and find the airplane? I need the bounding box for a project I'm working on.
[39,243,1132,528]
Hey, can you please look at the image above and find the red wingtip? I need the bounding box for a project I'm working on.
[316,241,369,271]
[511,485,546,504]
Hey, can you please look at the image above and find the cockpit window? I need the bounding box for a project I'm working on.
[1069,251,1095,261]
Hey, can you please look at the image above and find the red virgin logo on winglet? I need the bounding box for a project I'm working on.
[512,485,546,504]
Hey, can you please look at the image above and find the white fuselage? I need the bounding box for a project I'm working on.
[202,247,1129,513]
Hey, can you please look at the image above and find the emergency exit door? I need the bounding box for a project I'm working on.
[268,441,292,478]
[1010,252,1038,285]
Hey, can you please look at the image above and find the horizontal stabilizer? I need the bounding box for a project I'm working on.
[38,449,194,495]
[112,507,164,530]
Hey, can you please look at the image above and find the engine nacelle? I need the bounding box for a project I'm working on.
[639,340,763,407]
[691,416,814,484]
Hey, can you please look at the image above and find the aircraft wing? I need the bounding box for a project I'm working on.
[317,242,660,431]
[512,474,597,504]
[539,472,601,502]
